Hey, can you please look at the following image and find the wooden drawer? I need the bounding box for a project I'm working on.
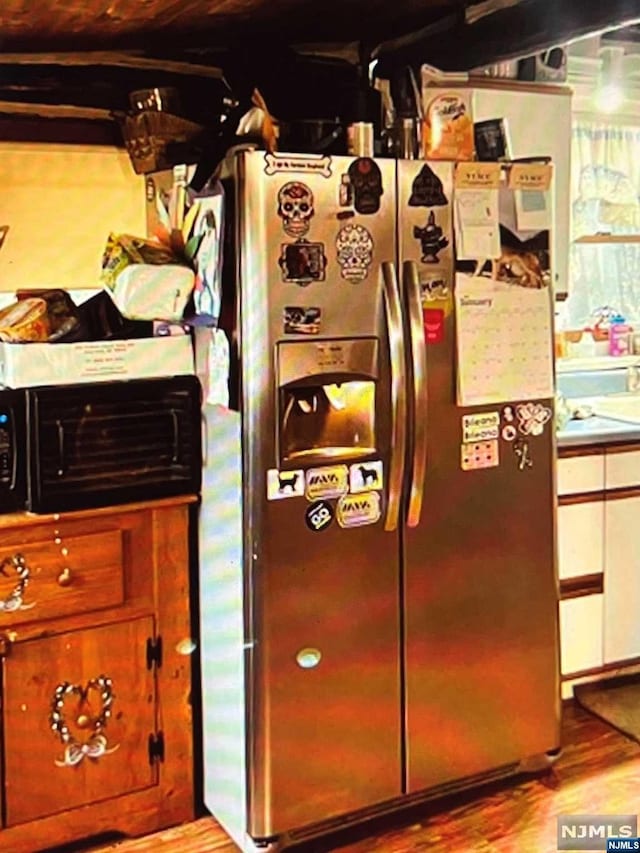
[557,454,605,496]
[0,528,124,626]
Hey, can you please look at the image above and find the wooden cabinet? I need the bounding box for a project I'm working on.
[0,496,196,853]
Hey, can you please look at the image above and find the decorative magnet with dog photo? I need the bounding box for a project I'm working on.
[349,460,383,494]
[283,306,321,335]
[305,465,349,501]
[280,239,327,285]
[267,468,305,500]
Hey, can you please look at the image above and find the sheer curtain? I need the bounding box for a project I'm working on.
[565,120,640,328]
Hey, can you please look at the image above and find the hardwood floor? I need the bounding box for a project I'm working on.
[48,701,640,853]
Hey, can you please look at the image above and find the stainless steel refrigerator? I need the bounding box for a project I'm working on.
[198,149,560,852]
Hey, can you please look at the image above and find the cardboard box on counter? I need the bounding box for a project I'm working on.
[0,335,194,388]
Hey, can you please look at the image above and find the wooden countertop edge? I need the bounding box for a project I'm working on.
[0,494,199,529]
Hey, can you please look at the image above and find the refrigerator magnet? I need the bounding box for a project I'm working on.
[276,182,314,238]
[514,438,534,470]
[423,308,445,345]
[305,500,334,533]
[305,465,349,501]
[515,402,552,436]
[336,492,381,528]
[336,225,374,282]
[462,412,500,443]
[267,469,305,500]
[283,306,321,335]
[347,158,383,214]
[349,461,383,493]
[279,240,327,285]
[460,440,499,471]
[408,164,449,207]
[420,275,450,304]
[413,211,449,263]
[264,152,333,178]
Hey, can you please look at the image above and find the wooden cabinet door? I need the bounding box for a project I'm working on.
[3,616,157,826]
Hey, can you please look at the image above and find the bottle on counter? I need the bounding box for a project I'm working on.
[609,314,633,357]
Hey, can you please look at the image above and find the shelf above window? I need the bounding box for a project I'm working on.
[574,235,640,244]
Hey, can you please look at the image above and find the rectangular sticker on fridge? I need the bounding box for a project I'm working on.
[267,469,305,500]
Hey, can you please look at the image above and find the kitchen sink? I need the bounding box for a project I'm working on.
[592,393,640,423]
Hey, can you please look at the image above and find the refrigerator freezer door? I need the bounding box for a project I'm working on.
[237,152,402,838]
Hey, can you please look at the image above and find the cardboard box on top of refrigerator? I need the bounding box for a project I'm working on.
[0,335,194,388]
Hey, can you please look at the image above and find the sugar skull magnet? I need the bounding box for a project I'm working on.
[336,224,374,282]
[277,182,314,238]
[347,158,383,215]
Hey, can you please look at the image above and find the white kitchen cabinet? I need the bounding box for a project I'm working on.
[606,449,640,490]
[557,501,605,580]
[557,454,605,496]
[559,595,603,676]
[604,494,640,663]
[472,83,572,299]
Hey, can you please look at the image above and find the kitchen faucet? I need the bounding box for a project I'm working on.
[626,364,640,392]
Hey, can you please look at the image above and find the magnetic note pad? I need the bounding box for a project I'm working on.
[454,274,554,406]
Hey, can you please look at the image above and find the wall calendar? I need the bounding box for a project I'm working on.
[454,275,554,406]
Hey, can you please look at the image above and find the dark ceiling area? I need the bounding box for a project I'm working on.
[1,0,639,140]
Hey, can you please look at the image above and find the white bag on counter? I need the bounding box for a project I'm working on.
[109,263,194,321]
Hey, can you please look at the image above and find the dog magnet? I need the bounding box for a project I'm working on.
[349,461,383,494]
[267,468,305,500]
[280,240,326,285]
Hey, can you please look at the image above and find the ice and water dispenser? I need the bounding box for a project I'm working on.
[276,338,378,465]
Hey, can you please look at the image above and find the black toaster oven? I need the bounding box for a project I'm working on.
[0,376,202,514]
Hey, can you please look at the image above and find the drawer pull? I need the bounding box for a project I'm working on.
[0,554,34,613]
[57,568,73,587]
[49,675,120,767]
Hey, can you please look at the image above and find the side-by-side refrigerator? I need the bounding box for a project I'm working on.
[199,149,560,852]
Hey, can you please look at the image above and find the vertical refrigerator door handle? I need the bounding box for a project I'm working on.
[382,261,407,532]
[404,260,428,528]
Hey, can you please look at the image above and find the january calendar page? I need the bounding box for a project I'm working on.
[453,164,554,407]
[454,274,554,406]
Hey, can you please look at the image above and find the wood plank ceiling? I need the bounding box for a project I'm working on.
[0,0,461,52]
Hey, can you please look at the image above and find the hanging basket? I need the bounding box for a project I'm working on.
[116,110,206,174]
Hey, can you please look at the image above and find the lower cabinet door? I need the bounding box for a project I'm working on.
[3,616,157,826]
[604,496,640,664]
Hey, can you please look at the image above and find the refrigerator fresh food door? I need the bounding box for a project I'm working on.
[237,151,402,838]
[397,159,560,793]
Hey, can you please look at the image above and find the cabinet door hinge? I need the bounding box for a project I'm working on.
[146,635,163,670]
[148,731,165,765]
